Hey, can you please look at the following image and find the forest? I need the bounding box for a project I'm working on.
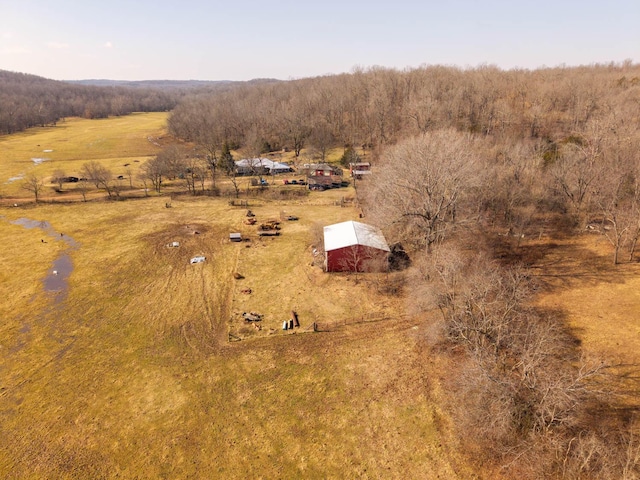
[167,61,640,479]
[0,70,179,134]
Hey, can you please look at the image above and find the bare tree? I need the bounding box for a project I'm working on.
[337,247,370,283]
[76,178,89,202]
[594,172,633,264]
[22,175,44,203]
[182,156,206,195]
[548,123,606,223]
[136,172,150,197]
[365,129,481,251]
[140,146,184,194]
[81,161,114,198]
[125,165,134,189]
[140,158,163,193]
[51,169,66,191]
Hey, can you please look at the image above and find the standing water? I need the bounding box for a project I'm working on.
[10,218,79,298]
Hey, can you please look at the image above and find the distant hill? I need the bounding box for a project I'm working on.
[0,69,282,135]
[0,69,178,134]
[67,78,280,90]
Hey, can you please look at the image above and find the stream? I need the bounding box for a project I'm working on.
[10,218,79,300]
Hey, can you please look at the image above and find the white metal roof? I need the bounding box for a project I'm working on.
[235,158,290,171]
[323,220,390,252]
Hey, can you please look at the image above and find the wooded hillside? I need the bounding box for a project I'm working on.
[168,62,640,158]
[0,70,178,134]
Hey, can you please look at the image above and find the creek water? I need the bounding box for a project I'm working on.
[10,218,79,297]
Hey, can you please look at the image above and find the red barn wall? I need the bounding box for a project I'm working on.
[326,245,388,272]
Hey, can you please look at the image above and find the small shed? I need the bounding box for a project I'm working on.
[230,233,242,242]
[323,220,390,272]
[349,162,372,178]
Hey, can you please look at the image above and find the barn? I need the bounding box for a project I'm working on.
[323,220,390,272]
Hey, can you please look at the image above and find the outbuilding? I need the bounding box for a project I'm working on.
[349,162,372,179]
[323,220,390,272]
[235,158,292,176]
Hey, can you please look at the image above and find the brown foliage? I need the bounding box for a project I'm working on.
[412,244,640,478]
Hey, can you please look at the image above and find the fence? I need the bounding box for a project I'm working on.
[314,312,409,332]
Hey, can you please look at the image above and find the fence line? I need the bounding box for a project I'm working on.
[314,313,410,332]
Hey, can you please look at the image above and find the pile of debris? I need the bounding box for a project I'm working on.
[242,311,262,322]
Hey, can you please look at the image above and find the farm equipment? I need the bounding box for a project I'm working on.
[242,312,262,322]
[259,220,280,231]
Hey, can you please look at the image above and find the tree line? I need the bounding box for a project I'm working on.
[168,61,640,162]
[0,70,179,134]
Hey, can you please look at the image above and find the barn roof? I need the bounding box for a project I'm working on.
[323,220,390,252]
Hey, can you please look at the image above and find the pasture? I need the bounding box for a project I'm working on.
[0,115,465,478]
[0,113,167,199]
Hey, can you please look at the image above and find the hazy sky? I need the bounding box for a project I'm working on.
[1,0,638,81]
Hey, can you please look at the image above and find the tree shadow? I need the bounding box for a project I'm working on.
[491,233,640,292]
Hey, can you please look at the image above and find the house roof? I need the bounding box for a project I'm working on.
[235,158,291,171]
[303,163,335,170]
[323,220,390,252]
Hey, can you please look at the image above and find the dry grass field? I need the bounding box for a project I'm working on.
[0,115,469,478]
[0,113,167,199]
[528,233,640,405]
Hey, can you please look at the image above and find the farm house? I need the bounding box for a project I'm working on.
[323,220,390,272]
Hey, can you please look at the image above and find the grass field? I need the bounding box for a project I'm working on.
[0,115,468,478]
[530,234,640,378]
[0,113,167,199]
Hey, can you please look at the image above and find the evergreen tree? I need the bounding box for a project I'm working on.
[339,145,359,167]
[220,142,235,174]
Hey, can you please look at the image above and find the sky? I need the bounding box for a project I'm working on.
[0,0,638,81]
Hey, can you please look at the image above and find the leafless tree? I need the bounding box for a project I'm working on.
[136,172,150,197]
[594,172,634,264]
[337,247,371,283]
[22,175,44,202]
[140,157,165,193]
[365,129,481,251]
[309,222,326,268]
[51,169,66,191]
[81,161,114,198]
[125,165,134,189]
[182,156,206,195]
[548,122,607,223]
[76,178,89,202]
[140,146,184,194]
